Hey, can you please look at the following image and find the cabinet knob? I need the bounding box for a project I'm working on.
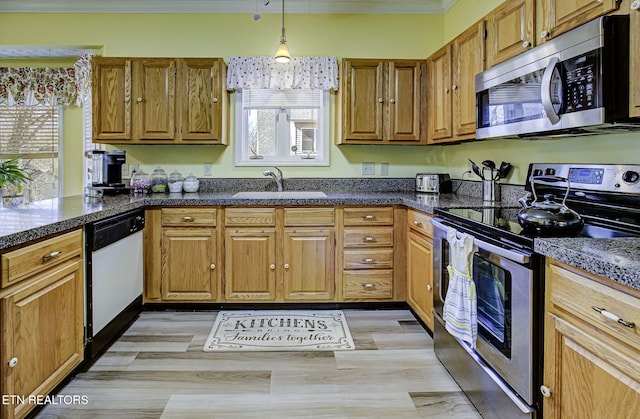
[210,263,216,270]
[270,264,275,270]
[389,98,396,103]
[540,385,552,398]
[426,284,432,291]
[212,97,219,103]
[444,87,449,93]
[8,357,18,368]
[522,41,531,48]
[378,98,384,103]
[632,0,640,10]
[540,30,550,39]
[284,263,290,269]
[124,97,130,103]
[452,84,458,90]
[136,97,143,102]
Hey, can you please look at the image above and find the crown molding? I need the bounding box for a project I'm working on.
[0,0,457,14]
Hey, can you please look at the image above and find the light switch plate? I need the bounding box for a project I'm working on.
[362,162,375,175]
[203,163,213,176]
[380,163,389,176]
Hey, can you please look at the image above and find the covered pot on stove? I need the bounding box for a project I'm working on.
[517,176,584,236]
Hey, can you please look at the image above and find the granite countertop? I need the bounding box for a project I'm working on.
[1,187,638,292]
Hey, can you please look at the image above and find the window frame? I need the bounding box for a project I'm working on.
[234,89,330,167]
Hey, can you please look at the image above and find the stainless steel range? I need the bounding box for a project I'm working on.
[431,163,640,419]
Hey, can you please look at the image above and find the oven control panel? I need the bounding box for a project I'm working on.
[527,163,640,194]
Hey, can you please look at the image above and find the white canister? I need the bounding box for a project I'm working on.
[183,173,200,193]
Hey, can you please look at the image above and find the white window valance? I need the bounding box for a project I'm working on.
[227,56,339,91]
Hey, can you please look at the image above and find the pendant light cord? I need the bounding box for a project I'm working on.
[280,0,286,43]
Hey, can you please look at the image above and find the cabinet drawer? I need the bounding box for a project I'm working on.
[343,249,394,269]
[343,207,393,226]
[284,207,335,226]
[408,209,434,238]
[548,262,640,352]
[161,208,217,226]
[343,270,393,299]
[343,227,393,247]
[1,229,82,288]
[224,208,276,226]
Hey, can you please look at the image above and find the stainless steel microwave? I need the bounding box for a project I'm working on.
[475,16,638,140]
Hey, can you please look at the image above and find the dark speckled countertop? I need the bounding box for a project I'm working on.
[1,180,638,291]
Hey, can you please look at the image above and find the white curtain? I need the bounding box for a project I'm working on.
[227,56,339,91]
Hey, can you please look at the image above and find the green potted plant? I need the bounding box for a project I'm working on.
[0,158,30,206]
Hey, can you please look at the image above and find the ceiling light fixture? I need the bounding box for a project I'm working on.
[274,0,291,63]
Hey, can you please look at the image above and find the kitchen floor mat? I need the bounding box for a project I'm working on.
[203,310,355,352]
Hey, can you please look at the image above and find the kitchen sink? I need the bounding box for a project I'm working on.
[231,191,328,199]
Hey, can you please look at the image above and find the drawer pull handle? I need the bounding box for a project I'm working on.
[362,258,376,263]
[42,250,63,261]
[413,220,422,226]
[592,306,635,328]
[182,216,194,222]
[363,215,377,220]
[362,283,377,290]
[363,237,376,242]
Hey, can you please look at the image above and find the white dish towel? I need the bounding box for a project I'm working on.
[443,226,478,348]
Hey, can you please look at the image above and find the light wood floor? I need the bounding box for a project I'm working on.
[36,309,481,418]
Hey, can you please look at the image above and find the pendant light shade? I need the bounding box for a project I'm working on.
[274,0,291,63]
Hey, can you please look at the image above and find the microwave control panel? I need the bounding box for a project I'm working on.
[561,49,601,114]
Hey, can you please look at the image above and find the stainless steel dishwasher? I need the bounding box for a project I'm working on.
[85,208,145,361]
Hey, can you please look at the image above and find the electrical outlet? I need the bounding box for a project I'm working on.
[380,163,389,176]
[203,163,213,177]
[361,162,375,175]
[130,164,139,174]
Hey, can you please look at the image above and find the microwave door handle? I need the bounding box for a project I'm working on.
[541,57,561,125]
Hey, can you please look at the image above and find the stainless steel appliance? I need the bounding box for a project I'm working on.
[415,173,450,193]
[431,163,640,418]
[476,16,639,140]
[85,209,145,362]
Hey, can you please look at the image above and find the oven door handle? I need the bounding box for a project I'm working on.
[431,218,531,264]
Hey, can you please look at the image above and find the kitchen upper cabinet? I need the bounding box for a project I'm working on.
[542,260,640,418]
[406,210,435,331]
[92,57,228,145]
[1,230,84,419]
[427,20,485,144]
[631,6,640,118]
[339,59,425,145]
[539,0,619,42]
[485,0,536,68]
[159,207,219,301]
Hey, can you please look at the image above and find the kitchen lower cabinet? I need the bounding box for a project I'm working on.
[406,210,435,331]
[539,0,619,42]
[0,230,84,419]
[542,259,640,418]
[485,0,535,68]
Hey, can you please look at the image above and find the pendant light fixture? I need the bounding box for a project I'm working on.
[274,0,291,63]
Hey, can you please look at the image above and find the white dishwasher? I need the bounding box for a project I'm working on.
[85,208,145,361]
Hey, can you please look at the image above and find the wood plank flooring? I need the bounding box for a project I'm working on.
[36,309,481,418]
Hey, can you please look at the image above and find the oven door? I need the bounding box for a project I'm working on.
[432,218,536,409]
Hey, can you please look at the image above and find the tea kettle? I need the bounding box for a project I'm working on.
[517,176,584,236]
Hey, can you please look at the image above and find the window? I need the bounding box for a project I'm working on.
[0,105,62,201]
[235,89,330,166]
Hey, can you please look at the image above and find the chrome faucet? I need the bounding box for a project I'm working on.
[263,167,283,192]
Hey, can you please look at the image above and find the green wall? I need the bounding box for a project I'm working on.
[1,7,637,196]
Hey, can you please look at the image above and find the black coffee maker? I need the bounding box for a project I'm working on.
[91,150,129,195]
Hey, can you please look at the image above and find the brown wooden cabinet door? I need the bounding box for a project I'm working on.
[486,0,535,68]
[178,58,226,143]
[1,260,84,419]
[540,0,619,42]
[407,231,433,330]
[224,229,277,301]
[631,8,640,119]
[161,228,217,301]
[283,229,335,301]
[388,61,422,142]
[543,313,640,418]
[427,44,453,143]
[132,58,176,141]
[452,21,485,140]
[341,59,385,142]
[92,58,132,141]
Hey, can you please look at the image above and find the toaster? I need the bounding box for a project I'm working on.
[415,173,451,193]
